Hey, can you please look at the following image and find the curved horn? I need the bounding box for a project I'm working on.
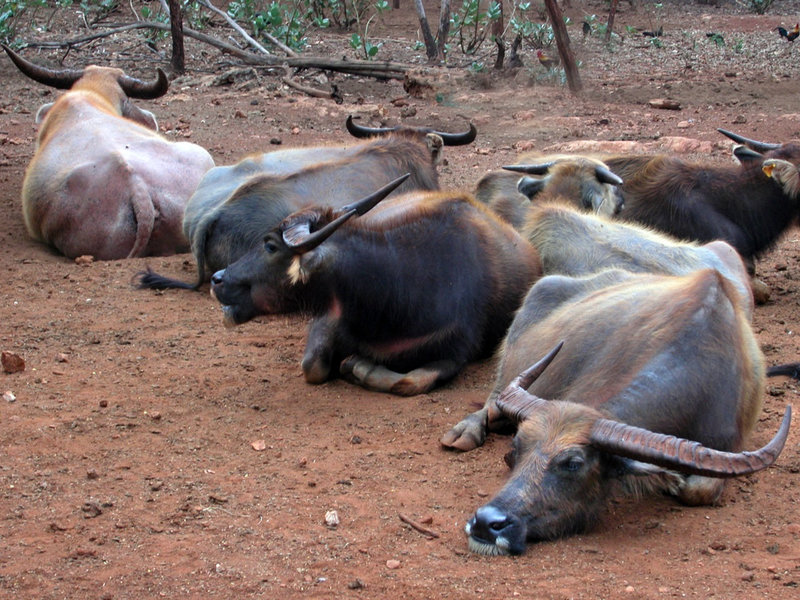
[493,342,564,423]
[503,162,557,175]
[118,68,170,99]
[733,144,764,163]
[346,115,397,138]
[283,173,410,254]
[595,165,623,186]
[717,128,780,152]
[345,115,477,145]
[589,405,792,477]
[430,122,477,146]
[3,44,84,89]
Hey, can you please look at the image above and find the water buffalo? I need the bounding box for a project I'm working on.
[442,203,757,452]
[209,176,542,395]
[135,116,476,295]
[596,129,800,272]
[522,203,754,318]
[474,155,624,230]
[458,268,791,554]
[4,45,214,260]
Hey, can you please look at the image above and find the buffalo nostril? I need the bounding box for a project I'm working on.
[210,270,225,285]
[473,505,512,538]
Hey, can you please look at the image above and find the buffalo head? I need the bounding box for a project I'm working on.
[210,174,410,324]
[466,345,792,556]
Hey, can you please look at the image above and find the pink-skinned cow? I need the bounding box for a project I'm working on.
[4,45,214,260]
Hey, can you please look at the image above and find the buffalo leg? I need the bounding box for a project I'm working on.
[339,355,462,396]
[301,314,340,384]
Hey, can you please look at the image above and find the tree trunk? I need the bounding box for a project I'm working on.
[543,0,581,93]
[606,0,619,43]
[413,0,439,63]
[436,0,451,62]
[168,0,185,74]
[491,0,503,69]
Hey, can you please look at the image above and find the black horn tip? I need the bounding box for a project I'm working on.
[717,128,780,152]
[595,165,624,186]
[503,162,555,175]
[517,341,564,389]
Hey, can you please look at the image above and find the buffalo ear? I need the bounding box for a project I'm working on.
[35,102,54,123]
[517,175,548,199]
[606,456,684,497]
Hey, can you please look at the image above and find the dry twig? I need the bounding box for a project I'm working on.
[398,513,440,539]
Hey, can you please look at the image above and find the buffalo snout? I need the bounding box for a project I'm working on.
[466,504,527,556]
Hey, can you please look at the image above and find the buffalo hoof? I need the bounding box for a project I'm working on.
[751,278,770,305]
[441,410,488,451]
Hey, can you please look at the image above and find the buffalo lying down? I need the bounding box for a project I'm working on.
[475,155,624,230]
[136,116,476,297]
[5,45,214,260]
[458,268,790,555]
[210,176,542,395]
[442,206,793,554]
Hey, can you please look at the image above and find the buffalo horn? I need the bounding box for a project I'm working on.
[283,173,411,254]
[595,165,624,186]
[717,128,780,152]
[345,115,477,146]
[588,405,792,477]
[493,342,565,423]
[503,162,556,176]
[3,44,84,89]
[118,68,170,100]
[733,144,764,163]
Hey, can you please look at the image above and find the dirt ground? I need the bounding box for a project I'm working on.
[2,1,800,598]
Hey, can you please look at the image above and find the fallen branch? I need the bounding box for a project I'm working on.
[196,0,298,58]
[398,513,440,539]
[281,66,341,102]
[20,22,411,80]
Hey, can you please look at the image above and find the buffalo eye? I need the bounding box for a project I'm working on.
[263,238,279,254]
[556,453,585,474]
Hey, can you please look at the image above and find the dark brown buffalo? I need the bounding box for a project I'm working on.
[135,116,476,298]
[209,177,542,395]
[599,128,800,271]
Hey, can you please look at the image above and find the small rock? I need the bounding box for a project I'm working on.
[648,98,681,110]
[325,510,340,527]
[56,353,69,363]
[269,137,282,145]
[74,255,94,266]
[3,390,16,403]
[347,579,365,589]
[86,469,99,480]
[82,502,103,518]
[2,351,25,374]
[234,109,246,119]
[251,439,267,451]
[624,585,635,593]
[386,559,401,569]
[99,399,108,408]
[676,120,692,129]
